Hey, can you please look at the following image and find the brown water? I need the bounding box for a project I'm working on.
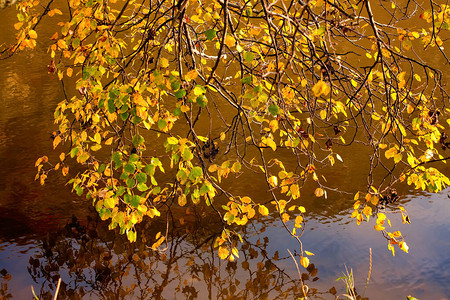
[0,2,450,299]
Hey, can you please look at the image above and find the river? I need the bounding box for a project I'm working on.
[0,1,449,299]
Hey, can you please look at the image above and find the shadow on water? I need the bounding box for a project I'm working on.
[2,211,340,300]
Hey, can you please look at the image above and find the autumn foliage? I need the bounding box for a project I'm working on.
[4,0,450,267]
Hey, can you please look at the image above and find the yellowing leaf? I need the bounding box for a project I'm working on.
[312,80,330,97]
[94,132,101,144]
[218,246,229,259]
[160,57,169,68]
[300,256,309,268]
[66,67,73,77]
[185,69,198,82]
[178,194,187,206]
[14,22,23,30]
[385,147,397,159]
[374,224,385,231]
[294,215,303,228]
[259,205,269,216]
[314,187,324,197]
[414,74,421,82]
[62,166,69,176]
[28,30,37,39]
[53,135,62,149]
[266,138,277,151]
[399,241,409,253]
[224,35,236,47]
[268,175,278,187]
[105,137,114,145]
[57,39,67,49]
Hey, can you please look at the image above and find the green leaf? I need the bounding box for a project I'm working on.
[75,185,83,196]
[132,134,144,147]
[136,172,147,183]
[124,163,136,173]
[137,182,148,192]
[241,76,252,84]
[129,154,139,163]
[205,29,217,41]
[189,166,203,181]
[268,103,279,116]
[244,51,254,62]
[158,119,167,130]
[182,148,193,161]
[173,107,182,116]
[196,95,207,107]
[171,80,181,91]
[175,89,186,98]
[107,98,115,113]
[131,195,141,208]
[126,178,135,188]
[112,151,122,169]
[70,147,79,158]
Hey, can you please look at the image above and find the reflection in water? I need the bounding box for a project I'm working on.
[24,213,336,299]
[0,2,449,299]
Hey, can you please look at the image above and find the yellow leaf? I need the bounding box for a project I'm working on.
[66,67,73,77]
[312,80,330,97]
[160,57,169,68]
[62,166,69,176]
[414,74,421,82]
[105,137,114,145]
[268,176,278,187]
[314,187,324,197]
[57,39,67,49]
[399,241,409,253]
[394,151,403,164]
[178,194,187,206]
[53,135,62,149]
[362,206,372,217]
[266,138,277,151]
[224,35,236,47]
[351,79,357,87]
[218,246,229,259]
[59,152,65,161]
[185,69,198,82]
[320,109,327,120]
[300,256,309,268]
[385,147,397,159]
[28,30,37,39]
[94,132,101,144]
[374,224,385,231]
[304,251,315,256]
[290,184,300,199]
[14,22,23,30]
[370,195,379,206]
[259,205,269,216]
[294,215,303,228]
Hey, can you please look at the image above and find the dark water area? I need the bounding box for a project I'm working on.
[1,2,450,299]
